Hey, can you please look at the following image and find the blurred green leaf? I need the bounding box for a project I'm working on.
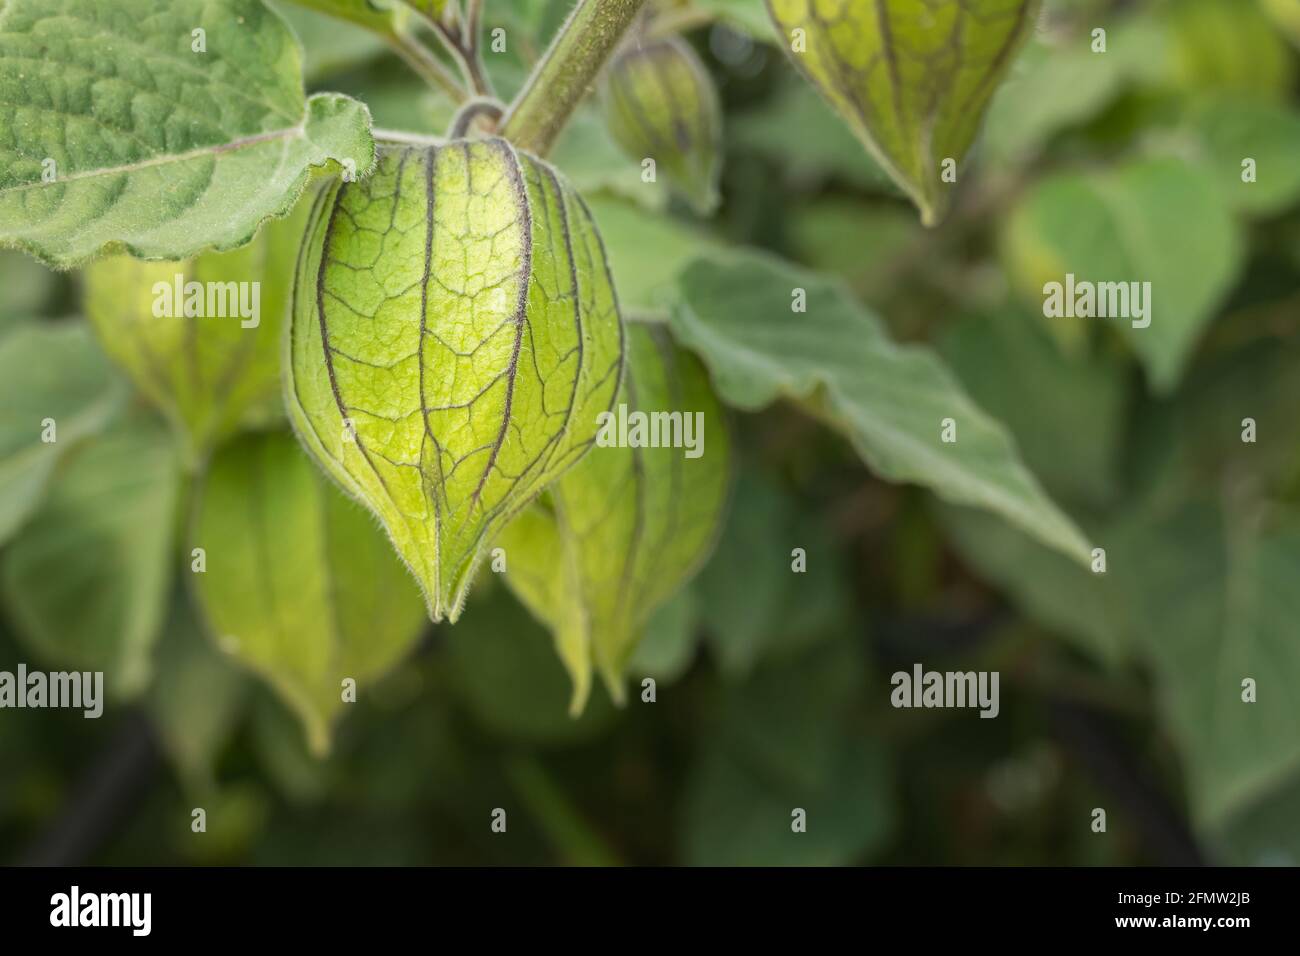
[552,108,671,211]
[941,505,1125,664]
[583,194,725,314]
[172,783,270,864]
[669,251,1093,564]
[682,639,894,864]
[0,322,123,546]
[696,470,848,677]
[268,1,393,81]
[1165,0,1295,98]
[941,308,1127,510]
[1003,157,1244,394]
[692,0,776,37]
[278,0,410,36]
[190,431,427,755]
[0,252,58,328]
[730,78,895,192]
[767,0,1039,224]
[327,59,451,134]
[1262,0,1300,49]
[1212,769,1300,865]
[787,198,920,294]
[84,197,310,467]
[147,595,248,792]
[628,587,700,683]
[682,735,893,865]
[982,14,1169,166]
[1118,502,1300,830]
[1,414,179,696]
[1135,333,1300,505]
[444,589,618,746]
[696,473,790,676]
[1186,95,1300,218]
[249,690,331,804]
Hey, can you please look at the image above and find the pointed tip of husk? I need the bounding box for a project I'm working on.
[599,664,628,708]
[566,675,592,718]
[298,708,333,760]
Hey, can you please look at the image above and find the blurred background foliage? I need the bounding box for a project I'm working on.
[3,0,1300,865]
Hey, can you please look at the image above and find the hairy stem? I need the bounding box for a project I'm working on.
[407,0,494,99]
[430,18,494,97]
[500,0,649,157]
[463,0,485,51]
[448,97,505,138]
[461,0,493,96]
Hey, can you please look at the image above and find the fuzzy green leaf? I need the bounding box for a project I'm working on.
[0,0,374,267]
[84,196,313,466]
[0,322,123,545]
[0,414,179,697]
[766,0,1040,224]
[669,251,1091,564]
[190,431,428,755]
[500,323,731,710]
[287,141,624,623]
[602,36,722,215]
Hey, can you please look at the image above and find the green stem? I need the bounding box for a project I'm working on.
[405,0,494,99]
[499,0,649,156]
[504,757,623,866]
[448,97,504,138]
[462,0,493,97]
[646,6,717,39]
[462,0,484,49]
[430,18,494,97]
[385,31,467,102]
